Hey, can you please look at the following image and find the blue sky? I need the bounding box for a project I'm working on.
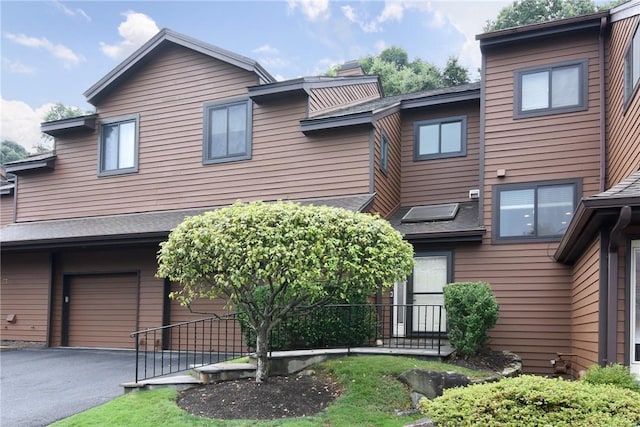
[1,0,512,152]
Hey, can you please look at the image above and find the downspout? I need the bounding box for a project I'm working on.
[478,51,487,227]
[599,16,607,192]
[12,175,18,223]
[605,206,632,365]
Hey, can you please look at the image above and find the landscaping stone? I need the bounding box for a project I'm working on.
[398,369,470,399]
[403,416,436,427]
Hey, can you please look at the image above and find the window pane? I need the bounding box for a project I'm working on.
[413,256,448,294]
[521,71,549,111]
[209,108,227,158]
[118,121,135,169]
[102,124,119,171]
[419,124,439,155]
[381,135,388,170]
[500,189,535,237]
[552,66,580,108]
[537,185,574,236]
[227,104,247,156]
[441,121,461,153]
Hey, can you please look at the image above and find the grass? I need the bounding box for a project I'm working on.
[51,355,487,427]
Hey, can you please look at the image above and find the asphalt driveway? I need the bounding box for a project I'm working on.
[0,348,137,426]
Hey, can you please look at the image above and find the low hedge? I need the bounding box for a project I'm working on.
[582,363,640,393]
[419,374,640,427]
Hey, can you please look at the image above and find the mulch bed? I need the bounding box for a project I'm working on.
[177,371,342,420]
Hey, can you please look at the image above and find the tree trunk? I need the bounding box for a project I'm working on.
[254,324,269,383]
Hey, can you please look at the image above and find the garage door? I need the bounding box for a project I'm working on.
[62,273,138,348]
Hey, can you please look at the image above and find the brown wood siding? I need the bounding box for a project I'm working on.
[570,235,601,374]
[66,273,138,348]
[168,283,243,352]
[451,244,572,374]
[308,82,380,117]
[50,247,163,347]
[472,33,602,374]
[1,194,13,226]
[372,112,401,217]
[606,15,640,187]
[401,101,480,206]
[15,45,371,222]
[0,252,50,342]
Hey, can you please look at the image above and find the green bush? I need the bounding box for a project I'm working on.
[582,363,640,393]
[419,374,640,427]
[239,286,378,351]
[443,281,498,356]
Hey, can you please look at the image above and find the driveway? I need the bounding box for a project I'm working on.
[0,348,137,426]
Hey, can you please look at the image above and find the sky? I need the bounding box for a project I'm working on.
[0,0,513,152]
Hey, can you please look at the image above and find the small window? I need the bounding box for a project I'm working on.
[495,180,578,241]
[414,116,467,161]
[203,99,252,164]
[380,130,389,174]
[624,24,640,106]
[514,60,587,118]
[98,114,139,176]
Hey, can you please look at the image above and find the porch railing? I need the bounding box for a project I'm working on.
[131,303,446,383]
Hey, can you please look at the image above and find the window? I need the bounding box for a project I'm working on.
[514,60,587,118]
[380,130,389,173]
[98,114,139,176]
[414,116,466,160]
[494,180,578,241]
[203,99,252,164]
[624,24,640,105]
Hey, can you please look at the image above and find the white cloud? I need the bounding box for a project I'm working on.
[100,11,159,60]
[4,32,84,68]
[287,0,330,22]
[341,1,405,33]
[374,40,388,53]
[2,57,35,74]
[253,44,279,55]
[379,2,404,22]
[342,5,357,22]
[0,98,54,153]
[259,57,291,68]
[53,0,91,22]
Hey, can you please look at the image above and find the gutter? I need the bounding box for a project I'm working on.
[604,206,632,365]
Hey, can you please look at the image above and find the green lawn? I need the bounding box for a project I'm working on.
[52,355,487,427]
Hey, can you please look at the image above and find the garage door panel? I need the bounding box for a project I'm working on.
[66,273,138,349]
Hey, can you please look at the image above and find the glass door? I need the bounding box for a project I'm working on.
[410,255,449,334]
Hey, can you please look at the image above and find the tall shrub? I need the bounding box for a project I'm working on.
[443,281,499,356]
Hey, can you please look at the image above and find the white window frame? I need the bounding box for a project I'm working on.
[624,24,640,107]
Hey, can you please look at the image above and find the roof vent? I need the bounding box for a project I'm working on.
[402,203,459,223]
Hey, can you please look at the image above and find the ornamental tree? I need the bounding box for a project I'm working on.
[157,201,414,382]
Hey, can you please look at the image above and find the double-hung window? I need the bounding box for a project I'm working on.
[98,114,139,176]
[203,99,252,164]
[380,130,389,174]
[624,24,640,106]
[414,116,467,161]
[495,180,579,241]
[514,60,587,117]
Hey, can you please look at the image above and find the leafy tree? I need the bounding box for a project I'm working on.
[357,47,470,96]
[43,102,85,122]
[1,140,29,166]
[484,0,598,32]
[157,201,414,383]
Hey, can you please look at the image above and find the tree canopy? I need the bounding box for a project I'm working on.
[331,47,470,96]
[1,140,29,166]
[157,201,414,382]
[484,0,598,32]
[43,102,86,122]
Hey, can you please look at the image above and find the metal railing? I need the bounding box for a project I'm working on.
[131,303,446,383]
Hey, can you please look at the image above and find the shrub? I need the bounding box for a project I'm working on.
[419,374,640,427]
[443,281,498,356]
[582,363,640,393]
[239,286,378,351]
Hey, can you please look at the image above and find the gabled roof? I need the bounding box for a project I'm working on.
[555,170,640,263]
[300,82,480,134]
[0,193,375,250]
[84,28,275,105]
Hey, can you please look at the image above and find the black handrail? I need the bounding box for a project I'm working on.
[131,304,446,383]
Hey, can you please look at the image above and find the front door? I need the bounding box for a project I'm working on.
[394,252,451,336]
[631,241,640,377]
